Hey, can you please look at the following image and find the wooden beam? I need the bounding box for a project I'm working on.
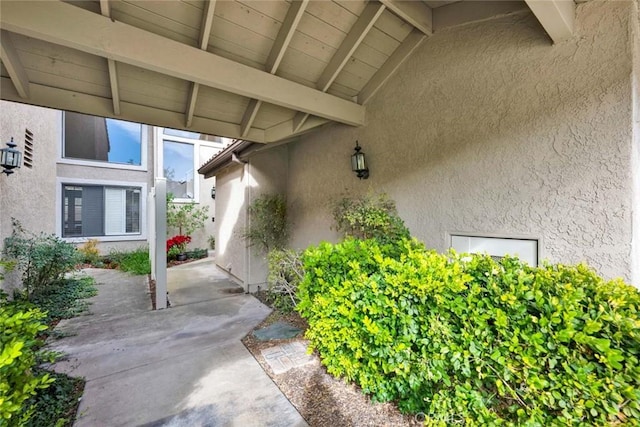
[317,1,385,92]
[433,1,528,32]
[187,0,217,127]
[266,0,308,74]
[0,30,30,99]
[1,0,365,126]
[358,29,425,105]
[100,0,120,115]
[265,115,330,143]
[296,1,384,132]
[379,0,433,35]
[240,0,309,137]
[524,0,575,44]
[1,77,267,142]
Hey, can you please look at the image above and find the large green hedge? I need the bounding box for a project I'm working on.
[297,238,640,425]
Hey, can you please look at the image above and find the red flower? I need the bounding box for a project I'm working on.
[167,235,191,252]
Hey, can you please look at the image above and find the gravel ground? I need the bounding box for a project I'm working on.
[242,310,420,427]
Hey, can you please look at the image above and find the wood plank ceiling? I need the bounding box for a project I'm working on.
[0,0,577,144]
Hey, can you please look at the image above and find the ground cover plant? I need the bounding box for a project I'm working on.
[297,238,640,425]
[106,247,151,275]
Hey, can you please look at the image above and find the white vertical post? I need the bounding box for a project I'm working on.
[148,187,156,280]
[154,178,167,309]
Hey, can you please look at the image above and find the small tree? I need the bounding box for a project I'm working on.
[166,193,209,236]
[243,194,288,253]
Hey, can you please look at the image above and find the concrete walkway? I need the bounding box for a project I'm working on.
[47,259,307,427]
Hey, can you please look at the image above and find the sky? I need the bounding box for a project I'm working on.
[106,119,142,165]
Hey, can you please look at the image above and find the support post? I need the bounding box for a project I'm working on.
[154,178,167,309]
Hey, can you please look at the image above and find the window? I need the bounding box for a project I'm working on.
[62,185,141,237]
[63,112,143,167]
[163,140,195,199]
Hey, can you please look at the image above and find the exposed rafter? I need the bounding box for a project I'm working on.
[379,0,433,36]
[524,0,575,44]
[294,0,385,132]
[0,30,30,99]
[1,77,267,142]
[99,0,120,115]
[186,0,217,128]
[359,29,425,105]
[240,0,309,138]
[1,0,365,127]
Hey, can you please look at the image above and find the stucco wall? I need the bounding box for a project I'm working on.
[215,163,247,283]
[632,0,640,285]
[287,1,637,283]
[213,145,290,289]
[0,101,58,292]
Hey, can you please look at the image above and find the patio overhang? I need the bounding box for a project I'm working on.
[1,0,578,145]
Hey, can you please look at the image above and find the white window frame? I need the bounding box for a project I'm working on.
[155,127,226,204]
[57,111,149,172]
[56,177,148,243]
[447,231,542,267]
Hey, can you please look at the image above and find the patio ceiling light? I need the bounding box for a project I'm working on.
[0,137,22,176]
[351,141,369,180]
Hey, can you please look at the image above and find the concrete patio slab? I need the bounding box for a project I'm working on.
[47,262,307,427]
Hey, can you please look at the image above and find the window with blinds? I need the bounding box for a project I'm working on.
[62,185,141,237]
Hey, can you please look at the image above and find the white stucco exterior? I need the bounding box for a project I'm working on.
[214,0,640,286]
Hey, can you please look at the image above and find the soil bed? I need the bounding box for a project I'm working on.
[242,309,419,427]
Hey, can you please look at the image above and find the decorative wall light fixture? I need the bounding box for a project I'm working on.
[351,140,369,179]
[0,137,22,176]
[211,186,216,199]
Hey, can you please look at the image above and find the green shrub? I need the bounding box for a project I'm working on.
[108,248,150,275]
[166,193,209,237]
[266,249,304,312]
[185,248,208,260]
[243,194,288,253]
[298,238,640,425]
[208,235,216,250]
[77,239,100,265]
[0,298,53,425]
[23,369,84,427]
[331,193,410,246]
[3,220,79,299]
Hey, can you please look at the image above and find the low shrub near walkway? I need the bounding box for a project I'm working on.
[297,238,640,425]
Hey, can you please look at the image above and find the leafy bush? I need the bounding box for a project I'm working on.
[29,276,97,327]
[208,235,216,250]
[108,248,150,275]
[0,298,53,425]
[23,369,84,427]
[332,193,410,246]
[298,238,640,425]
[77,239,100,265]
[185,248,208,260]
[3,220,79,299]
[266,249,304,312]
[166,193,209,236]
[243,194,288,253]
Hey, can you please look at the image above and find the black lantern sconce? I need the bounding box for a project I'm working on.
[1,137,22,176]
[211,186,216,199]
[351,140,369,179]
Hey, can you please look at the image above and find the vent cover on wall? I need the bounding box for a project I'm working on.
[23,128,33,168]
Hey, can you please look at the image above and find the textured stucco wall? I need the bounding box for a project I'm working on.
[632,0,640,285]
[288,1,637,283]
[215,164,247,283]
[0,101,59,292]
[213,145,289,289]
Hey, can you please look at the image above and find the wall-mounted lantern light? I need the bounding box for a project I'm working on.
[1,137,22,176]
[211,186,216,199]
[351,140,369,180]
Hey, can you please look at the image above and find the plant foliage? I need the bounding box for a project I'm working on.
[266,249,304,312]
[0,297,53,425]
[243,194,288,253]
[331,193,410,246]
[297,238,640,425]
[166,193,209,237]
[29,276,97,327]
[107,248,151,275]
[3,220,79,299]
[77,239,100,265]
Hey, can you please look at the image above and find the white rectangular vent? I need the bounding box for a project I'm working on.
[451,234,539,266]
